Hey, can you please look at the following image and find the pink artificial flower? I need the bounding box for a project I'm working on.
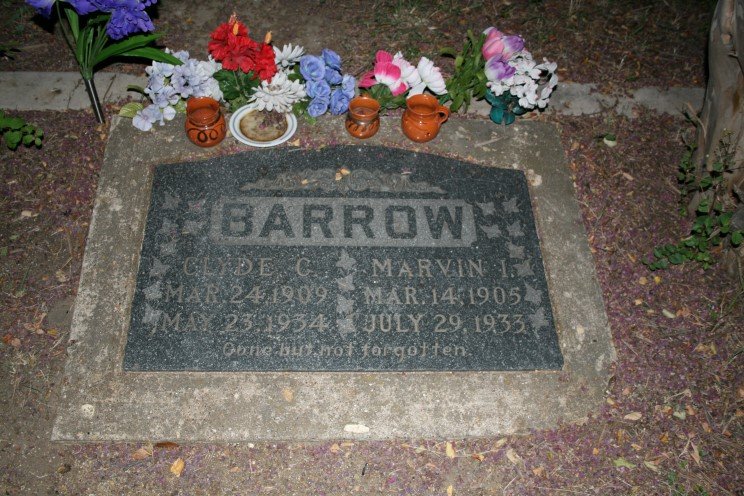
[358,71,377,88]
[358,49,408,95]
[482,26,524,62]
[375,61,407,96]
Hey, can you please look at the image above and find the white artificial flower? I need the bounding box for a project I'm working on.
[409,57,447,96]
[249,72,307,113]
[393,52,421,88]
[274,44,305,69]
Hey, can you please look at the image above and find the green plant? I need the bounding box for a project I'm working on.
[439,30,488,113]
[645,138,743,270]
[0,110,43,150]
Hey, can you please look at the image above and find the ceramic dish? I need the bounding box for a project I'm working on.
[228,105,298,147]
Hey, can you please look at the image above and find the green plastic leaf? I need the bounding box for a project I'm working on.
[93,33,163,65]
[127,84,146,95]
[116,47,183,65]
[64,6,80,40]
[118,102,144,118]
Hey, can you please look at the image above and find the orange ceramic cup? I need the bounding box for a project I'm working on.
[401,94,450,143]
[185,97,226,147]
[345,95,381,139]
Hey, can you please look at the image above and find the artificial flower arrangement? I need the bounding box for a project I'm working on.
[442,27,558,124]
[26,0,182,123]
[357,50,447,109]
[123,50,223,131]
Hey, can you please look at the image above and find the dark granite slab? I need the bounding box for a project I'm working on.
[123,146,562,371]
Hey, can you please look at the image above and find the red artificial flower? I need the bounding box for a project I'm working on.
[208,14,277,81]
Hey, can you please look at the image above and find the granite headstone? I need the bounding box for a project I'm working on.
[123,146,563,371]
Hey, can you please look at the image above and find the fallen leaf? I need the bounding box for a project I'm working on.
[471,453,485,462]
[55,269,69,283]
[445,442,455,459]
[592,447,600,455]
[638,276,648,285]
[10,338,21,348]
[616,429,626,444]
[686,405,697,416]
[662,309,676,319]
[132,447,152,460]
[289,138,301,146]
[659,432,669,444]
[676,306,692,317]
[20,210,33,218]
[653,275,661,284]
[339,167,351,176]
[690,442,701,466]
[506,449,522,465]
[300,179,309,185]
[447,485,454,496]
[335,172,343,181]
[631,443,643,451]
[613,457,636,469]
[633,298,643,305]
[532,466,546,477]
[170,458,185,477]
[56,463,71,474]
[282,387,294,402]
[606,397,616,406]
[624,412,642,421]
[340,442,354,448]
[643,460,660,473]
[330,443,341,454]
[673,410,686,420]
[494,438,508,448]
[344,423,370,434]
[621,172,634,181]
[2,333,12,345]
[229,466,241,473]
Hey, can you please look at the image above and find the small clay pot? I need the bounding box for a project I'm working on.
[345,95,381,139]
[185,97,226,147]
[401,94,450,143]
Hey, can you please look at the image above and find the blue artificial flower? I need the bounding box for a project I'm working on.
[321,48,341,71]
[305,79,330,99]
[324,67,342,86]
[307,96,329,117]
[341,74,356,99]
[329,88,350,115]
[26,0,55,17]
[105,0,155,39]
[299,55,325,82]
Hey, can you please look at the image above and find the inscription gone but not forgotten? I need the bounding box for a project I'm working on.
[123,146,563,371]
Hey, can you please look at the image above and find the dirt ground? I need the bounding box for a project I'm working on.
[1,0,742,495]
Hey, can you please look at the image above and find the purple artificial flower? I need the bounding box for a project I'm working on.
[329,88,350,115]
[341,74,355,99]
[484,58,515,81]
[26,0,55,17]
[324,67,342,85]
[105,0,155,39]
[321,48,341,71]
[306,79,331,99]
[299,55,325,82]
[307,96,329,117]
[67,0,98,14]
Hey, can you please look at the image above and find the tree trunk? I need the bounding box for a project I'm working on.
[692,0,744,279]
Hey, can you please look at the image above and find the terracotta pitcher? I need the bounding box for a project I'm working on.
[345,95,381,139]
[185,97,226,147]
[401,94,450,143]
